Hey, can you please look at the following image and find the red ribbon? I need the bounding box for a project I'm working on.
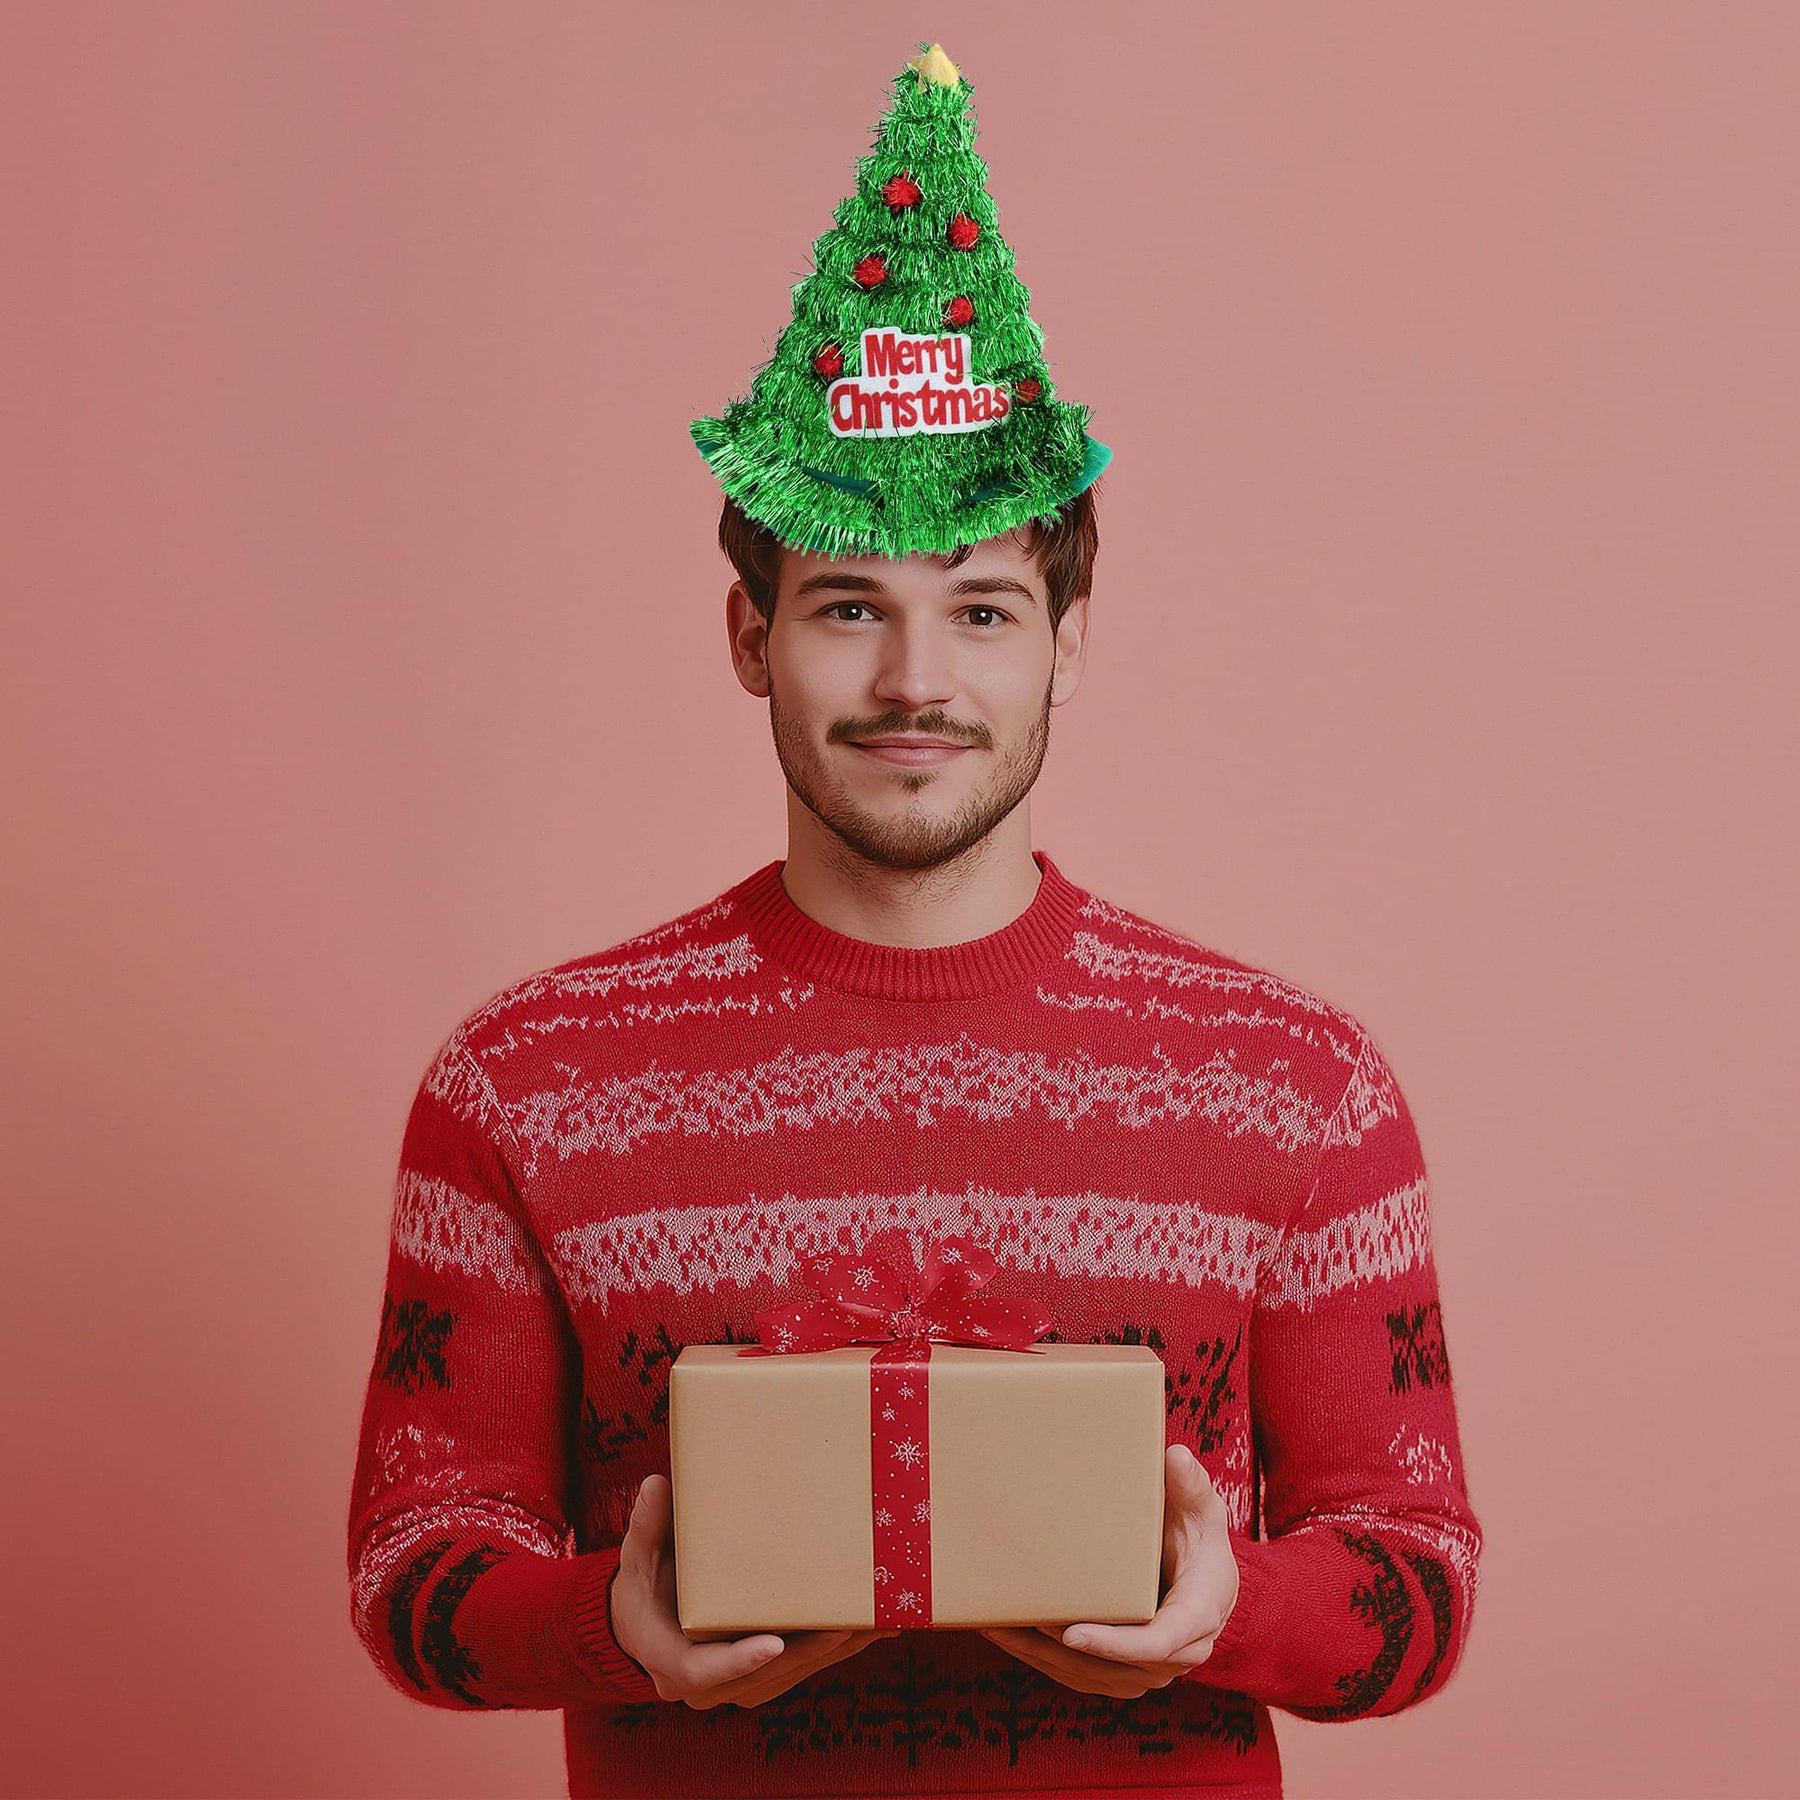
[738,1235,1053,1627]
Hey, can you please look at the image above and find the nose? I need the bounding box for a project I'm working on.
[871,616,957,713]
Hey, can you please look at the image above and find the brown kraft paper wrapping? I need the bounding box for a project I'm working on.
[669,1342,1166,1633]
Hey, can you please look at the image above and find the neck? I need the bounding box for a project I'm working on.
[737,838,1082,1003]
[778,799,1042,949]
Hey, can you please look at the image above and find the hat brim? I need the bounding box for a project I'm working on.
[691,426,1112,560]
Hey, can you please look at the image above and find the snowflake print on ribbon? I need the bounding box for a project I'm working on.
[869,1345,933,1627]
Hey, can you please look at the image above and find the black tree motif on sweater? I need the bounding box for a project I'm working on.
[956,1651,1061,1765]
[839,1637,961,1765]
[378,1292,454,1394]
[1094,1319,1241,1453]
[1170,1324,1242,1452]
[1399,1548,1454,1705]
[419,1543,508,1705]
[1387,1301,1451,1395]
[579,1318,760,1466]
[1286,1527,1415,1720]
[606,1645,1259,1765]
[387,1539,453,1693]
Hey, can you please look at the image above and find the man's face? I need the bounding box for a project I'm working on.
[727,527,1090,873]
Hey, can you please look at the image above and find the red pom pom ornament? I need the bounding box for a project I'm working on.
[852,253,888,289]
[943,295,975,328]
[1013,377,1041,403]
[882,171,923,211]
[947,212,980,250]
[812,344,844,378]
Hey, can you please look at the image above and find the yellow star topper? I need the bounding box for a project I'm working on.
[907,42,961,89]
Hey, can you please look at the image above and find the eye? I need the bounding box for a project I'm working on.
[821,601,875,622]
[963,605,1011,628]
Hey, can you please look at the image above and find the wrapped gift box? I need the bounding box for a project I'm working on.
[669,1341,1166,1633]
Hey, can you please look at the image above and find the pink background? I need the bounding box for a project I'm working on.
[4,4,1795,1796]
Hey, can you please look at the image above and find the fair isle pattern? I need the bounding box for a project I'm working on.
[1296,1505,1483,1618]
[349,853,1482,1783]
[392,1171,547,1295]
[1073,891,1201,945]
[550,1183,1279,1313]
[464,941,815,1057]
[1210,1474,1253,1534]
[1215,1428,1255,1532]
[1034,984,1134,1016]
[1389,1425,1458,1488]
[419,887,760,1090]
[350,1495,568,1669]
[1321,1034,1404,1152]
[456,934,768,1054]
[366,1421,462,1501]
[421,1044,512,1142]
[1256,1177,1433,1312]
[498,980,820,1044]
[502,1036,1335,1180]
[1065,922,1365,1070]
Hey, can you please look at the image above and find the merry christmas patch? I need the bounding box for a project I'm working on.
[826,328,1011,438]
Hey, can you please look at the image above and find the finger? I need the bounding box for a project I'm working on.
[655,1636,787,1702]
[620,1475,672,1575]
[1029,1627,1195,1663]
[1058,1558,1224,1666]
[1000,1627,1166,1692]
[671,1630,790,1690]
[1165,1444,1226,1518]
[795,1628,893,1671]
[685,1629,849,1703]
[706,1630,888,1709]
[978,1628,1060,1681]
[1055,1609,1220,1669]
[981,1627,1150,1698]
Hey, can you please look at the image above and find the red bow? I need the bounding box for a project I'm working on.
[748,1235,1052,1354]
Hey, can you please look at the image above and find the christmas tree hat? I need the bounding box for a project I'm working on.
[690,43,1111,560]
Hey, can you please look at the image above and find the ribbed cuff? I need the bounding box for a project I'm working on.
[567,1547,662,1703]
[1185,1528,1278,1690]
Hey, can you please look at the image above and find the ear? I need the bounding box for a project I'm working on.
[727,578,772,698]
[1050,591,1091,707]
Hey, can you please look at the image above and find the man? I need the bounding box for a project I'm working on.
[347,43,1481,1800]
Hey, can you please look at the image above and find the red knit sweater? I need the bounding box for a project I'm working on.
[347,850,1481,1799]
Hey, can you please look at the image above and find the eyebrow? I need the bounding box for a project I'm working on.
[791,572,1039,609]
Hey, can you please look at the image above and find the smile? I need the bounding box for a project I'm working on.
[850,742,973,767]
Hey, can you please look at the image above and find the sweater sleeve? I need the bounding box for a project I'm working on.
[1191,1029,1483,1718]
[346,1037,661,1710]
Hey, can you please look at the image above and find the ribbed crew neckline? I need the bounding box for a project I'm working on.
[734,849,1086,1002]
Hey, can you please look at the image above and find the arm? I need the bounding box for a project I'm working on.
[1192,1029,1483,1718]
[346,1037,659,1709]
[979,1026,1482,1709]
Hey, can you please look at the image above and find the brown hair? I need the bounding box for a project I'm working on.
[719,482,1100,632]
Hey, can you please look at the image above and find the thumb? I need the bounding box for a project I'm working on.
[622,1472,673,1570]
[1166,1443,1220,1510]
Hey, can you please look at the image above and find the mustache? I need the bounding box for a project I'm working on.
[829,715,992,749]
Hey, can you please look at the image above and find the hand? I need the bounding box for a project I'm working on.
[610,1473,900,1709]
[980,1443,1240,1699]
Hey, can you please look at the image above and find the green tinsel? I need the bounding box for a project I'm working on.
[690,49,1111,560]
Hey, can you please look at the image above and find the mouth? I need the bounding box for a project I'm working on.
[849,738,973,767]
